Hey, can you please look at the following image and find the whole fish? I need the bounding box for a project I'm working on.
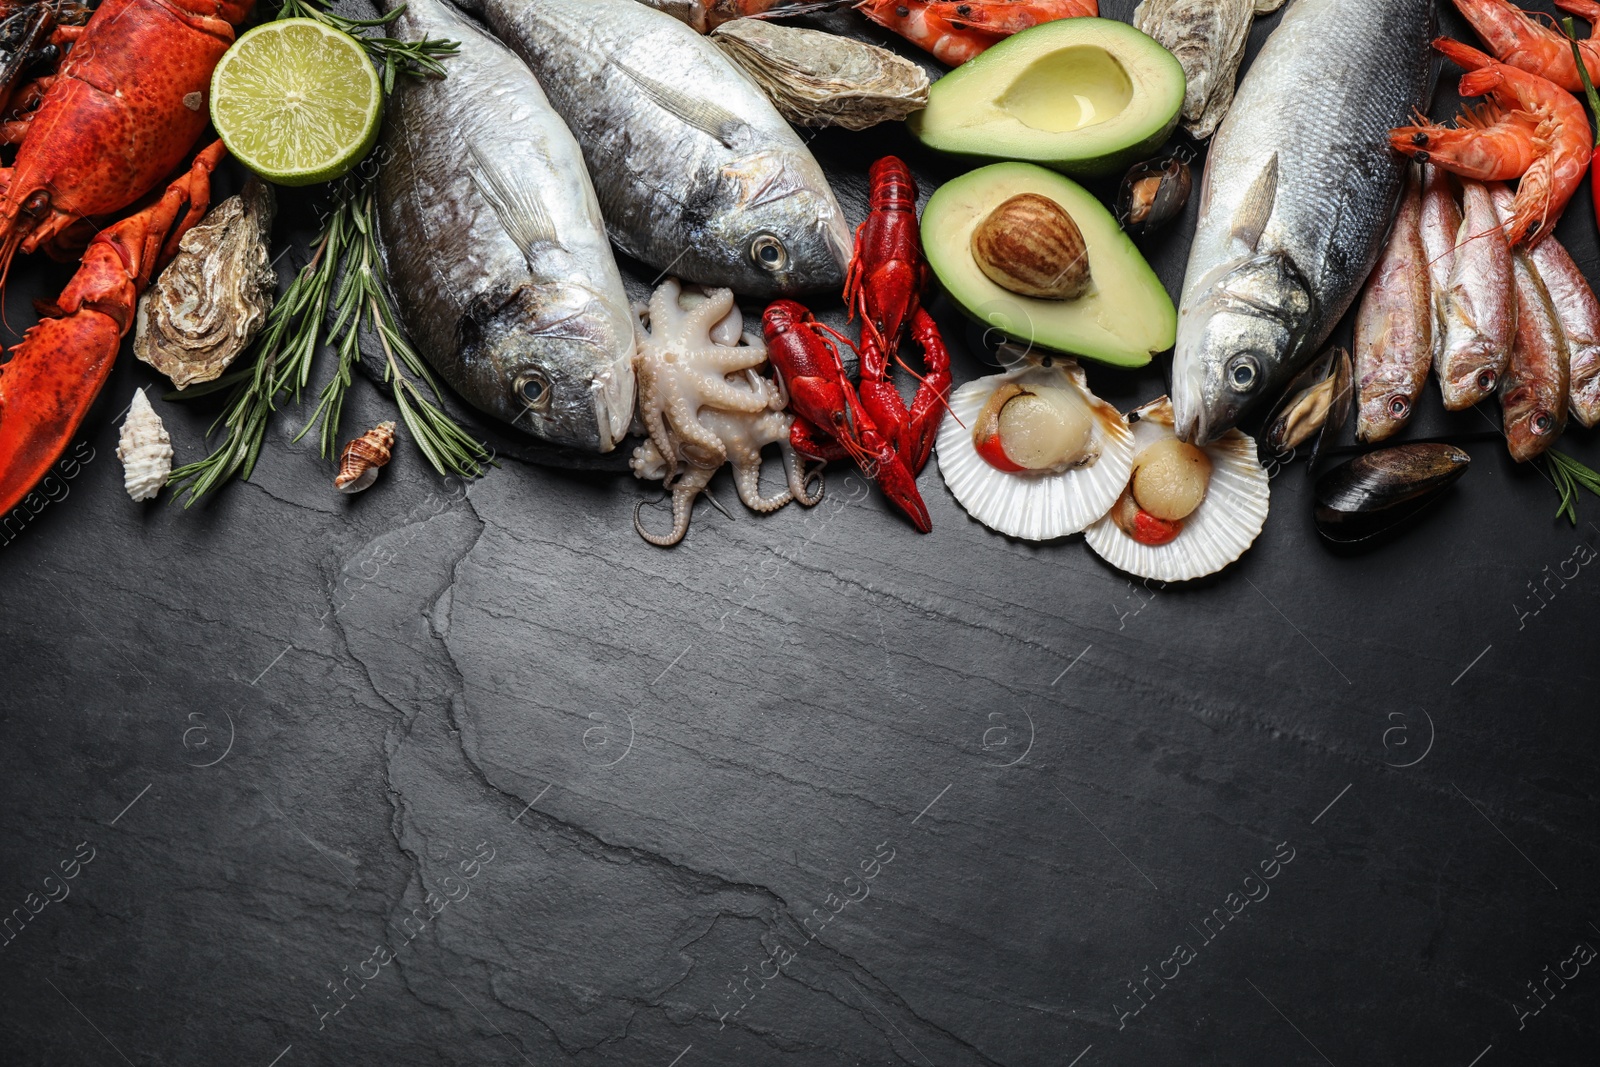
[1522,231,1600,428]
[1489,186,1568,460]
[376,0,636,451]
[1417,164,1458,361]
[1171,0,1434,444]
[1435,180,1515,410]
[452,0,851,296]
[1354,164,1431,443]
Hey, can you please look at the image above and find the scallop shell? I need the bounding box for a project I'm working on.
[1084,397,1269,582]
[936,361,1133,541]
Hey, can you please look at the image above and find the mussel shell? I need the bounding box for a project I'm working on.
[1313,443,1470,543]
[1116,156,1192,236]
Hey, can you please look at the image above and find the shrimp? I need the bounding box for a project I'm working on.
[921,0,1096,34]
[856,0,1002,65]
[1450,0,1600,94]
[1390,101,1545,181]
[1390,38,1590,245]
[856,0,1094,65]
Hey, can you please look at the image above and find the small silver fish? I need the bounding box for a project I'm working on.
[1355,164,1431,443]
[1435,180,1515,411]
[1417,164,1458,368]
[454,0,851,296]
[1490,186,1568,461]
[1172,0,1434,444]
[1522,230,1600,428]
[377,0,635,451]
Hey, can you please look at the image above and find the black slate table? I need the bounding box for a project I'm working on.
[2,2,1597,1065]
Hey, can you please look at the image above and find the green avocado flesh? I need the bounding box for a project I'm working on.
[922,163,1175,368]
[908,17,1184,178]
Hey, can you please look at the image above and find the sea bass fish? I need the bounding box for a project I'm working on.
[452,0,851,296]
[1172,0,1434,444]
[1354,164,1431,443]
[376,0,635,450]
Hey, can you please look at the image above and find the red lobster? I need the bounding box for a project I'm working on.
[0,0,250,514]
[762,156,950,533]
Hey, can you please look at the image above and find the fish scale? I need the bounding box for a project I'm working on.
[1174,0,1435,443]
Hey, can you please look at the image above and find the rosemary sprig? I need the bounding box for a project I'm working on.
[296,181,490,479]
[275,0,460,91]
[168,208,349,504]
[1546,449,1600,525]
[1562,17,1600,149]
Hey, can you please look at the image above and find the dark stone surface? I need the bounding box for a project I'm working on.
[2,2,1598,1066]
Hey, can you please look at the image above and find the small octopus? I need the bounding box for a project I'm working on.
[632,279,822,546]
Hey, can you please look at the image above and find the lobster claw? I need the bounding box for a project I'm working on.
[0,140,224,514]
[0,304,122,513]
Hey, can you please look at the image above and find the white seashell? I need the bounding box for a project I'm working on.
[1084,396,1270,582]
[936,360,1133,541]
[116,388,174,502]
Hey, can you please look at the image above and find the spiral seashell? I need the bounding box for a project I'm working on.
[334,422,396,494]
[116,388,173,502]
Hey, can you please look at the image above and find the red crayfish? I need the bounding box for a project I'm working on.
[762,156,950,533]
[0,0,250,514]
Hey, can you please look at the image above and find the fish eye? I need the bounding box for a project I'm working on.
[1226,355,1260,392]
[1476,369,1497,392]
[516,371,551,412]
[749,232,788,273]
[1387,395,1410,419]
[1531,410,1554,435]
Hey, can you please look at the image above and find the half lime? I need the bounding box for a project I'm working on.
[210,18,382,187]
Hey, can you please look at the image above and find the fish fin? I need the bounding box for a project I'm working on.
[466,141,561,262]
[615,58,744,148]
[1231,152,1279,252]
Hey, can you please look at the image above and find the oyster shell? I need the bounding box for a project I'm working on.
[134,178,277,390]
[936,359,1133,541]
[1133,0,1286,140]
[711,18,929,131]
[1084,397,1269,581]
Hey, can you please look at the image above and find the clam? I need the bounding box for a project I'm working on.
[1313,443,1470,544]
[1084,397,1269,581]
[1116,154,1192,236]
[936,359,1132,541]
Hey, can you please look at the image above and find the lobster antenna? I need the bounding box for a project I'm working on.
[889,352,964,429]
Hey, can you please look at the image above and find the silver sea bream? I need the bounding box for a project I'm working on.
[376,0,635,451]
[452,0,851,296]
[1172,0,1434,444]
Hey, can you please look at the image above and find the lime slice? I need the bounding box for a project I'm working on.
[210,19,382,187]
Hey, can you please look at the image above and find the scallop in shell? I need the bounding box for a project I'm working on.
[1084,397,1269,581]
[936,360,1133,541]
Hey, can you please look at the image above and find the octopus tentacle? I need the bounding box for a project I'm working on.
[634,464,716,547]
[784,442,826,507]
[732,443,794,513]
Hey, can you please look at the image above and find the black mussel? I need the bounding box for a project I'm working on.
[1116,154,1192,235]
[1262,346,1352,467]
[1313,443,1470,543]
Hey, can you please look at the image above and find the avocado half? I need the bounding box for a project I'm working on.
[908,18,1185,179]
[922,162,1175,368]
